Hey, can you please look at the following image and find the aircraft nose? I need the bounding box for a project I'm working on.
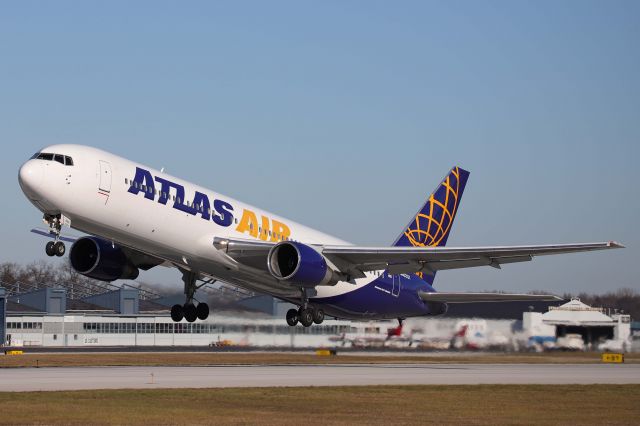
[18,160,44,200]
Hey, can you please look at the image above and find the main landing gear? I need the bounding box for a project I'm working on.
[44,214,65,257]
[170,270,210,323]
[286,288,325,327]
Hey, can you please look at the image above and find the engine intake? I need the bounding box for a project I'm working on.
[70,237,139,282]
[267,241,340,287]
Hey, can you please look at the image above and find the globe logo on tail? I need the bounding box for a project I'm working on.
[403,167,463,278]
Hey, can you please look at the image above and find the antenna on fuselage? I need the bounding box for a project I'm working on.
[160,167,165,173]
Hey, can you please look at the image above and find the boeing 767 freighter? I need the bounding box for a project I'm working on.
[18,145,622,326]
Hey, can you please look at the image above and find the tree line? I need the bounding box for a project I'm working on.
[564,288,640,320]
[0,261,158,300]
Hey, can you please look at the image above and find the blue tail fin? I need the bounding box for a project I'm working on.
[393,166,470,285]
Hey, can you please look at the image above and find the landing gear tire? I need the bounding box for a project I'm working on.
[312,308,325,325]
[171,304,184,322]
[184,303,197,323]
[196,303,209,320]
[286,309,299,326]
[45,241,55,257]
[53,241,65,257]
[298,308,314,327]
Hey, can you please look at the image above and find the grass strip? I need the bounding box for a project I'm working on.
[0,384,638,425]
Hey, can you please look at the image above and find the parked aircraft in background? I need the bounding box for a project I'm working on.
[18,145,623,326]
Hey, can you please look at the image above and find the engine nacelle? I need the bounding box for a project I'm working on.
[267,241,340,287]
[69,237,139,282]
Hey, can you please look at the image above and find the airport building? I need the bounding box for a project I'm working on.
[0,284,635,351]
[522,298,632,351]
[1,285,359,348]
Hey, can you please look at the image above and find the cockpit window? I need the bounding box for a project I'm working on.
[37,153,54,161]
[33,152,74,166]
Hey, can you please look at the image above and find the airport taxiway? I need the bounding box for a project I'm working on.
[2,363,639,391]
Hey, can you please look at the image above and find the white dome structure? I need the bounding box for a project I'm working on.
[543,298,614,326]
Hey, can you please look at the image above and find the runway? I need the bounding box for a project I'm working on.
[2,363,640,391]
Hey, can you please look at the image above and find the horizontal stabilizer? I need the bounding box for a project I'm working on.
[418,291,562,303]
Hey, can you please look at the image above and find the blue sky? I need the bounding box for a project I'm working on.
[1,1,638,294]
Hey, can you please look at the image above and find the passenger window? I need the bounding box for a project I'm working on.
[54,154,64,164]
[142,185,147,191]
[65,156,74,166]
[125,178,128,184]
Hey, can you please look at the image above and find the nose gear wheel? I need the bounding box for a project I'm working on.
[43,214,66,257]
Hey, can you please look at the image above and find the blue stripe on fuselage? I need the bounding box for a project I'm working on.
[311,273,437,320]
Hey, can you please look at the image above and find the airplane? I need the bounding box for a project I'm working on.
[17,145,623,327]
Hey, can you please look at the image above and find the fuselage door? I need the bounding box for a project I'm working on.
[391,274,401,297]
[98,160,112,193]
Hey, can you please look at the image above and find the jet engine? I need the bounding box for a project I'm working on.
[267,241,341,287]
[69,237,139,282]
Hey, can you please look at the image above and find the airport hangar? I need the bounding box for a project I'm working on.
[0,281,636,349]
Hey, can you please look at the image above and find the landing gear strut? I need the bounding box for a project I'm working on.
[44,214,65,257]
[170,270,210,323]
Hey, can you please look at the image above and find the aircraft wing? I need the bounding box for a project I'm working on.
[214,237,623,279]
[321,241,623,277]
[418,291,562,303]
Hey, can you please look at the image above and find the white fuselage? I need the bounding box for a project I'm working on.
[18,145,381,303]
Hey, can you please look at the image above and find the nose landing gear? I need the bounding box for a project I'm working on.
[45,241,66,257]
[44,214,65,257]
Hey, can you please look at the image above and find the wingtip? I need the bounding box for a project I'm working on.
[609,241,625,249]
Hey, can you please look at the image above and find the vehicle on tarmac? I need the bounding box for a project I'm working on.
[450,320,510,351]
[18,145,623,327]
[328,321,414,348]
[556,333,586,351]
